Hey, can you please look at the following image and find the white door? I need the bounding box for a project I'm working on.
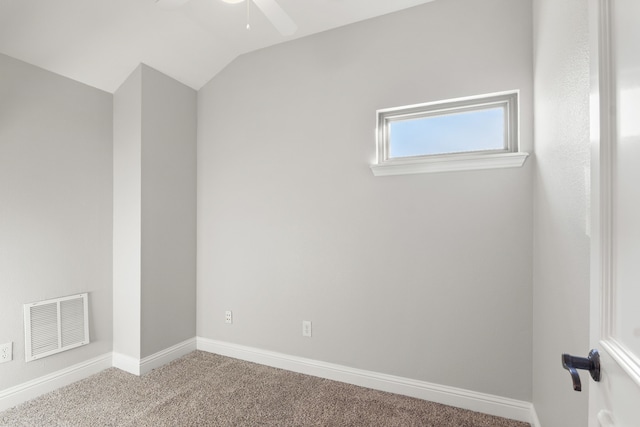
[588,0,640,426]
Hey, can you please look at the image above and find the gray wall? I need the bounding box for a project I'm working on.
[0,53,113,389]
[198,0,534,401]
[532,0,591,425]
[140,65,197,358]
[113,64,197,361]
[113,66,143,359]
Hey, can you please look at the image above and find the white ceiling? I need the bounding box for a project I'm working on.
[0,0,435,93]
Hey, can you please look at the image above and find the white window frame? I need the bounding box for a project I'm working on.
[370,91,529,176]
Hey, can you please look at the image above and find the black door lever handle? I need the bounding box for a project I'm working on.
[561,349,601,391]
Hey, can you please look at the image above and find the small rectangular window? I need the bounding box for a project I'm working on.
[371,91,528,176]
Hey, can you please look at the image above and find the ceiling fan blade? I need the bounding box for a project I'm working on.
[252,0,297,36]
[154,0,192,10]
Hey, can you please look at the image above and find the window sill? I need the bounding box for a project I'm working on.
[370,152,529,176]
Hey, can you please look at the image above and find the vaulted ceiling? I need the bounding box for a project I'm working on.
[0,0,435,93]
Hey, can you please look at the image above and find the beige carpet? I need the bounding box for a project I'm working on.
[0,351,530,427]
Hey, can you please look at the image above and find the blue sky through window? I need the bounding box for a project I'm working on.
[388,107,505,158]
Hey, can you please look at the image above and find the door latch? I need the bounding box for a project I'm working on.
[561,349,601,391]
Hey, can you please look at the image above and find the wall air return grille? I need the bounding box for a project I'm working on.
[24,293,89,362]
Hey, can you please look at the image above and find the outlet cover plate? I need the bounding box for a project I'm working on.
[225,310,232,324]
[0,342,12,363]
[302,320,312,337]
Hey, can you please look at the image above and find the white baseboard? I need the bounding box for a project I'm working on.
[112,352,141,375]
[530,406,542,427]
[0,353,112,412]
[113,337,197,376]
[197,337,537,425]
[140,338,196,375]
[0,339,198,412]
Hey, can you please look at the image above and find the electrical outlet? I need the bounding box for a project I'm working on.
[302,320,312,337]
[0,342,12,363]
[225,310,232,324]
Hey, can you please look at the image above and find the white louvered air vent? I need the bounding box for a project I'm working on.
[24,293,89,362]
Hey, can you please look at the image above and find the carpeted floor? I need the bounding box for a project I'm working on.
[0,351,530,427]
